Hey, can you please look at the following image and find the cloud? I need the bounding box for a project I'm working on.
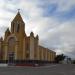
[40,0,75,11]
[38,0,75,22]
[0,26,8,37]
[42,21,75,58]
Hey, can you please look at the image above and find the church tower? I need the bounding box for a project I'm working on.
[3,11,27,61]
[10,11,26,60]
[11,11,25,36]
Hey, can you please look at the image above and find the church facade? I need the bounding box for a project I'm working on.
[0,11,56,64]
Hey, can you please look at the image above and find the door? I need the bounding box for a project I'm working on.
[8,52,14,64]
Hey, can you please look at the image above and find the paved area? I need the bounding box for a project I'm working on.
[0,64,75,75]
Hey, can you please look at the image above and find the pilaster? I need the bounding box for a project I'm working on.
[4,43,8,60]
[30,36,34,60]
[23,38,26,60]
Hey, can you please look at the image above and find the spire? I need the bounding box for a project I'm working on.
[5,28,10,38]
[30,32,34,37]
[36,35,39,40]
[12,9,24,22]
[6,28,10,33]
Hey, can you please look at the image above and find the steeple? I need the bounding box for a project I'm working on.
[11,10,25,34]
[12,10,24,22]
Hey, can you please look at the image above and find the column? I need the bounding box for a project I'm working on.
[45,49,47,61]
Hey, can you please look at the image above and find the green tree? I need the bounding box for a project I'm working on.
[55,54,66,63]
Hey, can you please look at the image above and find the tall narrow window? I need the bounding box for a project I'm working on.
[16,24,19,32]
[16,21,20,32]
[13,23,14,33]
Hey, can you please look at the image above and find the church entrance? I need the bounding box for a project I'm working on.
[8,37,16,65]
[8,52,15,65]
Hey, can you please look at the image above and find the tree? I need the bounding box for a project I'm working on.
[55,54,66,63]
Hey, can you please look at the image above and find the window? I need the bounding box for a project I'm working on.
[8,37,16,52]
[16,24,19,32]
[16,21,20,32]
[13,23,14,33]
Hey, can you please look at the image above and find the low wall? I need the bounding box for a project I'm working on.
[0,64,8,67]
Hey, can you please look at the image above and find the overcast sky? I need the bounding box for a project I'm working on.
[0,0,75,59]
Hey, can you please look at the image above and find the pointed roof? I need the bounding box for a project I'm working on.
[5,28,10,34]
[36,35,39,39]
[30,32,34,36]
[12,11,24,22]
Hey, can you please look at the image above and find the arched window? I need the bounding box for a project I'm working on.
[8,37,16,52]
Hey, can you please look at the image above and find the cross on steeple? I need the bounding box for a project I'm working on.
[18,9,20,12]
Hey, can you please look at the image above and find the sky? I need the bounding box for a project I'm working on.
[0,0,75,59]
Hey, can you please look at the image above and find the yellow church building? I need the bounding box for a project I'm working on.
[0,11,56,64]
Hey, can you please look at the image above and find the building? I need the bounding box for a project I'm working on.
[0,11,56,64]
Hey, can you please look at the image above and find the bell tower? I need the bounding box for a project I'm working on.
[11,10,25,34]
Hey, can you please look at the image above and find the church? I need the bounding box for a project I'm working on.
[0,11,56,64]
